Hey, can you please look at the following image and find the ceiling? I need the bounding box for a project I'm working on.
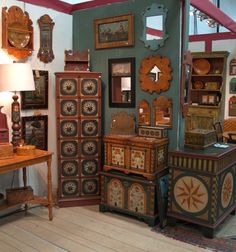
[59,0,92,4]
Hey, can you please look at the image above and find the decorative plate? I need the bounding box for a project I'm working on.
[8,31,30,49]
[193,58,210,75]
[193,80,204,89]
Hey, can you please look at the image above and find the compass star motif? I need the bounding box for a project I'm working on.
[221,172,233,209]
[174,176,208,213]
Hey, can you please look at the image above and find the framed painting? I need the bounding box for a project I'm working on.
[21,115,48,150]
[94,14,134,49]
[229,96,236,116]
[21,70,48,109]
[230,58,236,75]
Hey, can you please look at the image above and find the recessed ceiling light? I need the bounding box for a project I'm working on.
[59,0,92,4]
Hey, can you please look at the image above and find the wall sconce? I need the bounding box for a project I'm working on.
[0,63,35,147]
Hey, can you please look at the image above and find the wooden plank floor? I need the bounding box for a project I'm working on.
[0,205,210,252]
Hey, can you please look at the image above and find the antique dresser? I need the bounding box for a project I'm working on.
[55,71,101,207]
[168,144,236,237]
[100,170,169,227]
[103,135,168,180]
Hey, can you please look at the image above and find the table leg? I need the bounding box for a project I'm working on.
[47,157,53,220]
[22,167,28,211]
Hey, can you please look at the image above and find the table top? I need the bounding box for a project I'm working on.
[223,131,236,140]
[0,149,53,174]
[169,144,236,159]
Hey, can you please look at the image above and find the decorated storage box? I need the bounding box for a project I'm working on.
[185,129,216,149]
[100,170,168,227]
[103,135,168,180]
[138,126,168,139]
[168,145,236,238]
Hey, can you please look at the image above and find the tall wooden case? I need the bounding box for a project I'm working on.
[55,71,102,207]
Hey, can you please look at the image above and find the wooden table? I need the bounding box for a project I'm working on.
[0,149,53,220]
[223,131,236,141]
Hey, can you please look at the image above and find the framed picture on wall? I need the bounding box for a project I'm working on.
[21,70,48,109]
[230,58,236,75]
[94,14,134,49]
[229,96,236,116]
[21,115,48,150]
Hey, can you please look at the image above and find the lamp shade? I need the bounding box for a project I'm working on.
[0,63,35,92]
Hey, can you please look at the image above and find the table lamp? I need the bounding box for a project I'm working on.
[0,63,35,147]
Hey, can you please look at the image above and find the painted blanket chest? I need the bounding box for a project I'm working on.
[103,135,168,180]
[168,144,236,237]
[99,170,168,227]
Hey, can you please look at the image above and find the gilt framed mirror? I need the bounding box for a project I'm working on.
[108,57,135,107]
[138,99,151,126]
[37,14,55,63]
[139,54,172,94]
[153,96,172,128]
[140,3,168,51]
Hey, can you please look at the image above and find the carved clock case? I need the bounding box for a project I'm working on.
[55,71,102,207]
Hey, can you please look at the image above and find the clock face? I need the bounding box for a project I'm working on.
[61,160,78,176]
[82,120,98,136]
[82,140,97,156]
[81,159,98,176]
[81,100,98,116]
[82,179,98,195]
[61,120,77,137]
[62,180,78,196]
[60,79,77,96]
[81,79,98,96]
[61,141,78,157]
[61,100,77,116]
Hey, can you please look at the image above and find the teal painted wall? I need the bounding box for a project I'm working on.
[72,0,185,149]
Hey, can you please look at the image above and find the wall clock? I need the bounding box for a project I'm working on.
[37,14,54,63]
[2,6,33,59]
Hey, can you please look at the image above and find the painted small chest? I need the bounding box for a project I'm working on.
[168,145,236,237]
[185,129,216,149]
[103,135,168,180]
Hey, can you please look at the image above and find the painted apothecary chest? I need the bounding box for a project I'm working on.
[55,71,101,207]
[100,170,169,227]
[168,145,236,237]
[103,135,168,180]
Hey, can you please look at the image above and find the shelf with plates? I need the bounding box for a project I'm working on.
[2,6,34,59]
[186,51,229,131]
